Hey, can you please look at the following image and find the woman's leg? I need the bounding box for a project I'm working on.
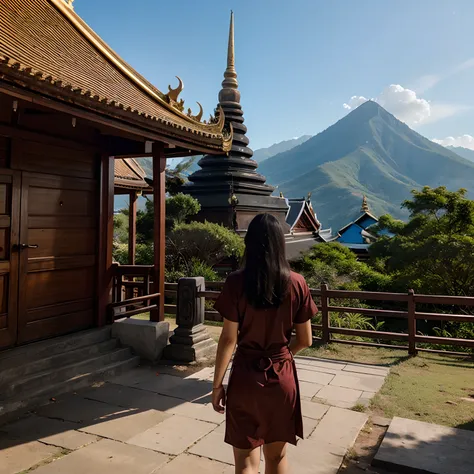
[263,442,288,474]
[233,446,261,474]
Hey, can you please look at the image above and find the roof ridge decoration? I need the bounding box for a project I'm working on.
[49,0,223,131]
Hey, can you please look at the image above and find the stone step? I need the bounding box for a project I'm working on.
[0,338,118,387]
[2,347,134,400]
[0,355,140,423]
[0,326,112,372]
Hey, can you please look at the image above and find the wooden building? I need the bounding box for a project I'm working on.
[0,0,231,351]
[284,195,336,260]
[337,196,378,258]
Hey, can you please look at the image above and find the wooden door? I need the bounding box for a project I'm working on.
[0,169,20,349]
[16,172,97,344]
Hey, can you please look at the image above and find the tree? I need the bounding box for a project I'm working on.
[166,193,201,227]
[292,242,390,291]
[165,156,198,196]
[370,186,474,295]
[136,193,201,242]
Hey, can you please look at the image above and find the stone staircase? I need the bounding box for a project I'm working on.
[0,327,139,421]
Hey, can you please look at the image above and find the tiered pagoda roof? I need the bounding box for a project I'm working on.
[0,0,232,154]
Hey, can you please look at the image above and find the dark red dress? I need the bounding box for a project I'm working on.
[214,271,318,449]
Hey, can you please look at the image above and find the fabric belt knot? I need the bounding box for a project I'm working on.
[235,346,292,387]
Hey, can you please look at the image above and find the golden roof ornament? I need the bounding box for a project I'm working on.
[187,102,203,122]
[165,76,186,112]
[361,195,370,213]
[66,0,74,9]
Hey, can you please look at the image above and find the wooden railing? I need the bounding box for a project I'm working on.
[109,267,474,355]
[190,282,474,356]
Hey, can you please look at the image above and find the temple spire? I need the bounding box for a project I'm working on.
[361,195,370,213]
[219,11,240,103]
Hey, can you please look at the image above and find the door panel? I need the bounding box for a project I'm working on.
[0,170,20,349]
[17,171,97,344]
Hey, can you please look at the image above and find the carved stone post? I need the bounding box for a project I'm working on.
[164,277,217,362]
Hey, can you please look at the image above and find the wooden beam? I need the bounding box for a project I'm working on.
[97,154,115,326]
[150,143,166,322]
[128,191,137,265]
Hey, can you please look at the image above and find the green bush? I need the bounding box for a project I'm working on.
[167,221,244,268]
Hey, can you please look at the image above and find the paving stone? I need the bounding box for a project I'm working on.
[157,453,234,473]
[316,384,363,404]
[126,415,215,455]
[167,401,224,424]
[128,373,185,394]
[371,415,391,427]
[330,373,385,392]
[299,381,324,399]
[295,364,341,375]
[35,396,128,424]
[110,366,164,387]
[314,399,355,409]
[297,368,335,385]
[303,416,319,438]
[30,438,169,474]
[297,357,348,371]
[342,364,389,377]
[79,409,170,442]
[300,399,329,420]
[81,383,180,411]
[0,415,97,450]
[310,407,368,449]
[0,438,61,474]
[286,438,347,474]
[185,367,214,380]
[188,429,235,465]
[159,377,213,402]
[373,417,474,474]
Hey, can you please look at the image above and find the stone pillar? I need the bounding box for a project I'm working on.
[163,277,217,362]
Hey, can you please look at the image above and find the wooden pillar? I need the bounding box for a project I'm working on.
[407,289,417,356]
[321,284,330,344]
[150,143,166,322]
[97,154,115,326]
[128,191,137,265]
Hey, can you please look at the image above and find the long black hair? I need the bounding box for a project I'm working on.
[243,213,291,309]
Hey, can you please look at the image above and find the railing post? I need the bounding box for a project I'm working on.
[321,284,330,344]
[164,277,217,362]
[408,289,417,356]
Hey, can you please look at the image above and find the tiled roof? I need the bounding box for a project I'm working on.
[0,0,232,153]
[114,158,151,191]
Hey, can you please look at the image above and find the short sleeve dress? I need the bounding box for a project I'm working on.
[214,270,317,449]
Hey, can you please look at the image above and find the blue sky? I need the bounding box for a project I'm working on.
[76,0,474,150]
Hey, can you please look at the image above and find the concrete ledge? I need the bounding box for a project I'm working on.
[112,319,169,363]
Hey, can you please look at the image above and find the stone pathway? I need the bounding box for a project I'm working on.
[0,357,389,474]
[373,417,474,474]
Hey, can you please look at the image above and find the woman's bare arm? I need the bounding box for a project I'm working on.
[289,319,313,354]
[212,319,238,413]
[213,319,238,388]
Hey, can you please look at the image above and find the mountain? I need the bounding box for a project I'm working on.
[447,146,474,163]
[258,101,474,231]
[252,135,312,163]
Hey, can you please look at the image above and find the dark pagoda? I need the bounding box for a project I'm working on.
[184,11,289,232]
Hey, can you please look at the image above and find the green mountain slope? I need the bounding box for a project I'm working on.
[259,101,474,230]
[447,145,474,163]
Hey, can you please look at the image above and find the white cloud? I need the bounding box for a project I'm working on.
[342,85,431,125]
[432,135,474,150]
[377,85,430,125]
[343,96,369,110]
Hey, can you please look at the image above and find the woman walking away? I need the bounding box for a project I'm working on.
[212,213,317,474]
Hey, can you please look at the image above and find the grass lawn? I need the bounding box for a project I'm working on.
[302,342,474,430]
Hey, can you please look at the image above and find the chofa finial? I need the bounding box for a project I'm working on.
[66,0,74,8]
